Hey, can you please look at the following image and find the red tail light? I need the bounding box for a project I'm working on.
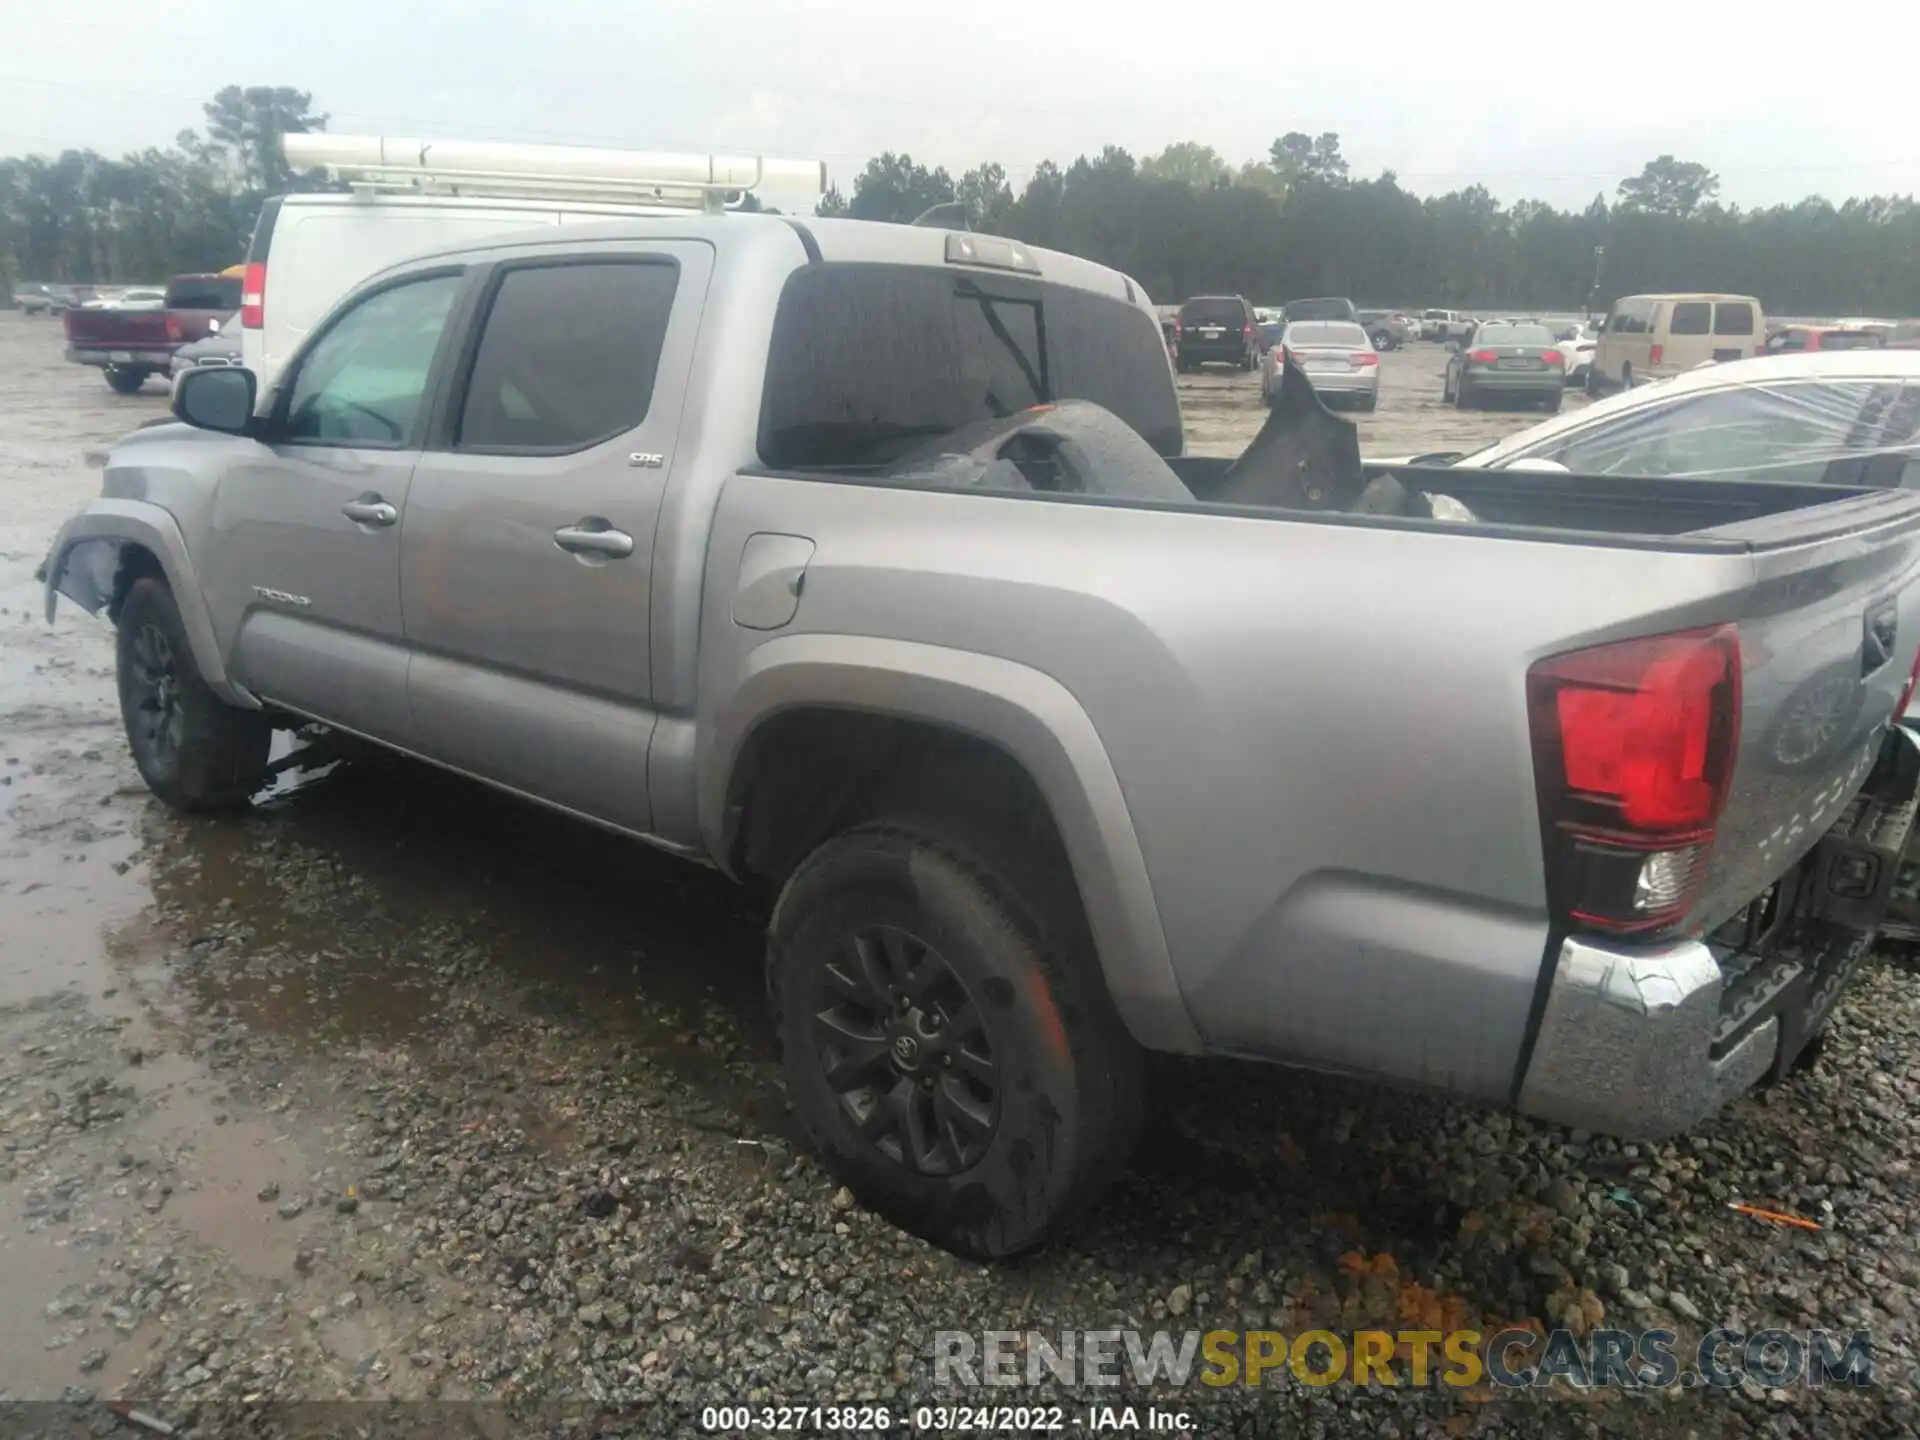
[1541,349,1564,367]
[165,313,183,343]
[1174,319,1183,336]
[1468,348,1498,364]
[1649,343,1664,366]
[1352,351,1379,366]
[1243,323,1253,340]
[1528,626,1741,934]
[241,261,266,329]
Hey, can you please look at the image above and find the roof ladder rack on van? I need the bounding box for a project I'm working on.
[281,134,828,214]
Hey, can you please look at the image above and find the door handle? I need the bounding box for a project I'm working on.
[553,520,634,559]
[341,497,398,527]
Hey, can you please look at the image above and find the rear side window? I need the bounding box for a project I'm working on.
[1669,302,1712,336]
[760,264,1183,469]
[1767,330,1808,353]
[458,260,679,452]
[165,277,243,311]
[1714,302,1755,336]
[1181,297,1245,325]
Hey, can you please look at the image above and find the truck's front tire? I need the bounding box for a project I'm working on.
[769,821,1141,1259]
[104,365,150,395]
[116,577,271,812]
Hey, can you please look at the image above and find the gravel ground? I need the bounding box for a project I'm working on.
[1,312,1916,1438]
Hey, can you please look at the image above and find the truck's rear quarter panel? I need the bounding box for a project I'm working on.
[698,477,1916,1102]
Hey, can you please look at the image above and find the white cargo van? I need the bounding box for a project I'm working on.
[240,134,825,393]
[1590,292,1764,392]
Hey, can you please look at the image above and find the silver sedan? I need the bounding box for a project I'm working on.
[1262,320,1380,412]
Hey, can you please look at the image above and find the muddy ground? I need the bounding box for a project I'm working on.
[0,311,1914,1438]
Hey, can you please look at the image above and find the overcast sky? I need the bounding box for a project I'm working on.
[5,0,1914,212]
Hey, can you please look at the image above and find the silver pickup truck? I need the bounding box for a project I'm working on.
[41,214,1920,1258]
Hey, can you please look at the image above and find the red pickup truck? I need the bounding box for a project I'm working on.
[63,273,243,394]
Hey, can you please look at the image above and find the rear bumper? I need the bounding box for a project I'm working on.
[1517,726,1920,1139]
[1462,368,1561,393]
[1516,936,1777,1138]
[66,346,174,372]
[1178,339,1248,363]
[1304,369,1379,397]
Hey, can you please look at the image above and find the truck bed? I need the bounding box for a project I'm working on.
[63,308,175,347]
[1170,455,1915,545]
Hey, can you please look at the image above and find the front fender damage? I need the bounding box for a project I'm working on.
[37,502,250,705]
[39,529,124,621]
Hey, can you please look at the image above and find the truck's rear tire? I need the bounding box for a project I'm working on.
[115,577,271,813]
[768,820,1142,1259]
[104,365,149,395]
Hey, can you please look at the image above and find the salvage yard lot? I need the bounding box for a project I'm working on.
[0,310,1913,1436]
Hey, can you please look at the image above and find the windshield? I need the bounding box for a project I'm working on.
[1472,324,1553,346]
[1284,322,1367,347]
[1180,297,1244,324]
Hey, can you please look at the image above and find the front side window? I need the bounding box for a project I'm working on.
[1517,381,1879,483]
[283,273,462,445]
[457,260,680,452]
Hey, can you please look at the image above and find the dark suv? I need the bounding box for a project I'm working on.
[1175,295,1257,372]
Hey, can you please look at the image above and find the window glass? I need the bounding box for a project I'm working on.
[166,277,243,311]
[1820,330,1883,352]
[1767,330,1806,353]
[1713,302,1756,336]
[1669,302,1712,336]
[1474,324,1553,346]
[284,273,461,445]
[760,264,1183,468]
[1284,322,1368,347]
[1520,381,1879,483]
[458,261,679,451]
[1181,297,1245,325]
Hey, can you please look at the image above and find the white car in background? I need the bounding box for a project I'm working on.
[1377,350,1920,485]
[1552,321,1598,387]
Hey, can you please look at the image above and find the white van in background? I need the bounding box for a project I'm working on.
[240,134,826,393]
[1590,292,1765,392]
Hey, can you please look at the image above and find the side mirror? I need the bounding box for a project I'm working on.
[1445,341,1461,353]
[172,366,257,435]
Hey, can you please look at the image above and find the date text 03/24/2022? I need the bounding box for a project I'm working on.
[699,1404,1195,1432]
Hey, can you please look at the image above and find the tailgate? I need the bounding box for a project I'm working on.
[1692,490,1920,933]
[63,310,172,346]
